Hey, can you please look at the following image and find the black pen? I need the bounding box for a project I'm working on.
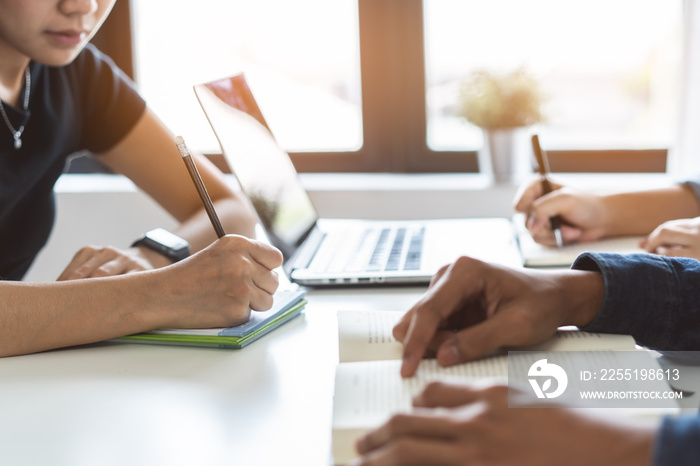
[531,134,564,248]
[175,135,227,238]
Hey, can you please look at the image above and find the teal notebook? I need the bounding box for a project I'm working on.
[116,287,306,349]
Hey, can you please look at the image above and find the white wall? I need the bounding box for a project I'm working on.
[25,176,177,282]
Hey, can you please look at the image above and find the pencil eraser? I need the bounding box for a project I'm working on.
[174,136,189,157]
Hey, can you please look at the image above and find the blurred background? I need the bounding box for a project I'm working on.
[83,0,699,175]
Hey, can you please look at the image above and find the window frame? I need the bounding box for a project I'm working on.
[95,0,667,174]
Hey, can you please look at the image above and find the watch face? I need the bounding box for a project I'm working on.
[147,228,189,251]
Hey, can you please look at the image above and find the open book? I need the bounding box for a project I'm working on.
[337,309,634,363]
[333,310,673,465]
[513,213,647,267]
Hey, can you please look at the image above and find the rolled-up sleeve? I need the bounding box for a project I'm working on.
[572,252,700,464]
[571,252,700,351]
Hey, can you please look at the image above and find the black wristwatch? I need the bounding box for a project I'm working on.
[131,228,190,263]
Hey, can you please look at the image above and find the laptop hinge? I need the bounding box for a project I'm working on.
[287,225,325,272]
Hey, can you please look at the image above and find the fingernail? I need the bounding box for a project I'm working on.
[355,436,367,454]
[438,342,460,366]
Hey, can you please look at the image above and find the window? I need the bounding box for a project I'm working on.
[115,0,683,173]
[424,0,682,172]
[133,0,361,156]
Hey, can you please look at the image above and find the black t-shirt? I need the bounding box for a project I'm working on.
[0,44,146,280]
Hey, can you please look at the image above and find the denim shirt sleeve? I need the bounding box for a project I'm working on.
[652,416,700,465]
[571,252,700,464]
[571,252,700,351]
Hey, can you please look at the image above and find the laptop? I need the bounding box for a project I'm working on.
[194,73,522,286]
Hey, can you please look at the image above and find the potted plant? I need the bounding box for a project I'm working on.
[459,68,544,183]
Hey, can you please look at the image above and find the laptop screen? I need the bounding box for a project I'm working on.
[194,74,318,258]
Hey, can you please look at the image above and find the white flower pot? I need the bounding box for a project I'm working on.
[479,128,532,184]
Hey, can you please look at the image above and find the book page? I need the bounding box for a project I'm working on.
[337,310,405,363]
[333,348,670,465]
[513,213,646,267]
[334,358,506,425]
[337,310,636,364]
[332,358,506,464]
[524,328,636,352]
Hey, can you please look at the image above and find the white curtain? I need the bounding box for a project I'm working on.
[669,0,700,177]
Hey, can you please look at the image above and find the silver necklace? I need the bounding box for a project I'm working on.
[0,67,31,150]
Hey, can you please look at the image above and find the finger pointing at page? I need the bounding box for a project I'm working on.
[396,257,604,378]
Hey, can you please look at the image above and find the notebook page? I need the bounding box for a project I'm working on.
[513,214,647,267]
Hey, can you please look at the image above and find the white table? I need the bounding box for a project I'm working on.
[0,286,427,466]
[3,283,700,466]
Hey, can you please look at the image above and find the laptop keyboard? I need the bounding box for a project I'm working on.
[403,228,424,271]
[310,226,424,274]
[383,228,405,271]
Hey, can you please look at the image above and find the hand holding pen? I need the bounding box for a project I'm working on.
[530,134,564,248]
